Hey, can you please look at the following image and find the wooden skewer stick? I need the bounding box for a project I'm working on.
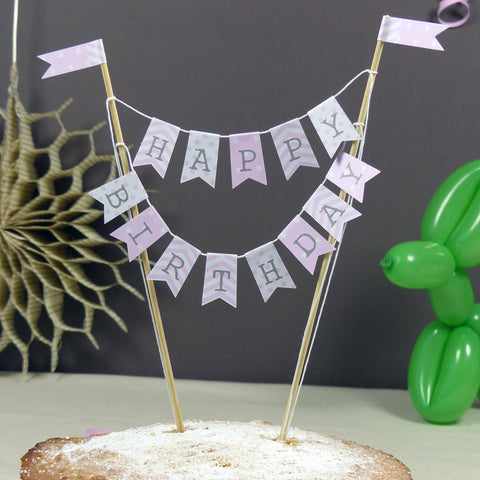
[100,62,184,434]
[278,40,384,442]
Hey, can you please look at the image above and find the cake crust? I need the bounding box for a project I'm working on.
[21,420,412,480]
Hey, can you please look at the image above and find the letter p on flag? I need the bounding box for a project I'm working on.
[38,39,106,78]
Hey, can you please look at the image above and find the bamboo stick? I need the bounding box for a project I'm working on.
[100,62,184,433]
[278,41,384,442]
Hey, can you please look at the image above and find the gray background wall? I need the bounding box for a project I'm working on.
[0,0,478,389]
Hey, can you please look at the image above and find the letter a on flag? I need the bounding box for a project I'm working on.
[378,16,448,51]
[304,185,361,241]
[89,171,148,223]
[38,39,107,78]
[148,237,201,297]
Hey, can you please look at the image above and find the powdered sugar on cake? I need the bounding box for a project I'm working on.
[57,420,382,479]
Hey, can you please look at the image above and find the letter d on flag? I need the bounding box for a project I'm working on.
[38,39,107,78]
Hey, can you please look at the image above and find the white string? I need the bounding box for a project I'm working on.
[12,0,19,65]
[108,69,375,138]
[284,71,377,433]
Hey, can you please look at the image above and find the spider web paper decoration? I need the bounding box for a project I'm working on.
[0,65,143,373]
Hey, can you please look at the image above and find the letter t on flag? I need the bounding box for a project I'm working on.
[38,40,107,78]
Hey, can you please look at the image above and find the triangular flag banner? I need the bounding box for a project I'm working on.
[230,132,267,188]
[181,131,220,188]
[378,15,449,51]
[326,151,380,202]
[270,119,319,180]
[304,185,361,241]
[202,253,238,307]
[148,237,201,297]
[133,118,180,178]
[110,206,169,261]
[245,243,296,302]
[89,171,148,223]
[38,39,106,78]
[279,216,336,274]
[308,97,361,158]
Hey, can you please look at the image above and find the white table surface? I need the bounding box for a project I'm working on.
[1,372,479,479]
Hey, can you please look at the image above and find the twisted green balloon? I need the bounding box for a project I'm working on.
[381,160,480,424]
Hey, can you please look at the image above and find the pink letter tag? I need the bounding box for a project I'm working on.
[326,152,380,203]
[181,131,220,188]
[279,216,335,274]
[303,185,361,241]
[148,237,201,297]
[202,253,238,307]
[378,16,449,51]
[38,39,106,78]
[89,171,148,223]
[270,119,319,180]
[308,97,360,158]
[110,206,169,261]
[133,118,180,178]
[230,132,267,188]
[245,243,296,302]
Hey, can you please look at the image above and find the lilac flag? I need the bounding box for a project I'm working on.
[303,185,361,241]
[308,97,360,158]
[110,206,169,261]
[38,39,106,78]
[202,253,238,307]
[245,243,295,302]
[270,119,319,180]
[148,237,201,297]
[378,16,449,51]
[89,171,148,223]
[326,152,380,203]
[181,131,220,188]
[133,118,180,178]
[279,216,335,274]
[230,132,267,188]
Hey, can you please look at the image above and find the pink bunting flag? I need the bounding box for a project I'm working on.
[308,97,360,158]
[270,119,319,180]
[326,152,380,203]
[181,131,220,188]
[38,39,106,78]
[303,185,361,241]
[148,237,201,297]
[110,206,169,261]
[245,243,295,302]
[378,16,449,51]
[230,132,267,188]
[202,253,238,307]
[279,216,335,274]
[133,118,180,178]
[89,171,148,223]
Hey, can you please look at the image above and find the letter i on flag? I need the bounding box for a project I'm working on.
[38,39,107,78]
[110,206,169,261]
[378,16,449,50]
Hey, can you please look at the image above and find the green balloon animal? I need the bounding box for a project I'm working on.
[381,160,480,424]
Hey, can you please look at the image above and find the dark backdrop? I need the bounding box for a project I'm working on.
[0,1,478,389]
